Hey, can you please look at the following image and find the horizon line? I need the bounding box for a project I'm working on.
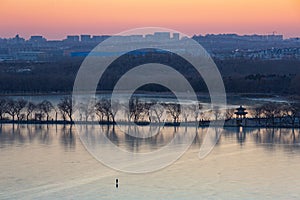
[1,32,299,41]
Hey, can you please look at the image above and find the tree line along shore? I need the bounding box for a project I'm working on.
[0,96,300,128]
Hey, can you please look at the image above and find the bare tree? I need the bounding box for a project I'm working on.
[16,99,27,121]
[26,102,36,121]
[95,100,105,122]
[276,103,292,125]
[57,96,75,122]
[95,99,111,122]
[202,110,212,121]
[79,98,96,122]
[199,111,206,121]
[190,103,203,122]
[289,103,300,126]
[129,97,145,123]
[262,103,281,125]
[110,100,120,123]
[225,108,235,121]
[38,100,53,121]
[165,103,181,123]
[5,99,27,121]
[0,98,7,120]
[212,106,222,121]
[148,102,165,123]
[142,102,153,122]
[53,106,59,122]
[95,99,120,123]
[252,105,264,124]
[181,105,190,123]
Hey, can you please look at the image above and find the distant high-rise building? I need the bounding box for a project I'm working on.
[81,35,91,42]
[267,34,283,41]
[173,33,180,40]
[92,35,110,42]
[145,34,154,41]
[29,35,46,43]
[154,32,170,40]
[66,35,79,42]
[128,35,143,42]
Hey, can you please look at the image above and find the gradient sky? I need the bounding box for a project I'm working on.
[0,0,299,39]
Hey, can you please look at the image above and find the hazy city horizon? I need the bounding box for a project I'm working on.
[1,32,299,41]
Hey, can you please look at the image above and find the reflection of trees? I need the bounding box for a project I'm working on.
[147,129,164,149]
[124,125,144,152]
[105,125,204,152]
[38,124,51,144]
[0,124,84,151]
[192,126,202,147]
[203,127,224,146]
[0,124,54,147]
[27,124,37,142]
[105,125,119,146]
[102,124,176,153]
[84,124,219,153]
[1,123,300,157]
[60,125,75,150]
[253,128,300,145]
[0,124,30,145]
[223,127,253,145]
[223,127,300,146]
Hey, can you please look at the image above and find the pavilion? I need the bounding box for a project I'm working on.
[234,106,248,126]
[235,106,248,118]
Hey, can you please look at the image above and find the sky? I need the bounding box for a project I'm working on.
[0,0,299,39]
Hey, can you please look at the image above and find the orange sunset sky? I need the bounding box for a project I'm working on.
[0,0,299,39]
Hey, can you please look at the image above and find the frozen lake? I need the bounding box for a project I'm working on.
[0,124,300,199]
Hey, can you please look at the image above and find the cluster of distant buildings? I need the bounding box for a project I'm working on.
[66,32,180,43]
[192,34,300,60]
[0,32,180,62]
[0,34,108,62]
[229,47,300,60]
[0,32,299,62]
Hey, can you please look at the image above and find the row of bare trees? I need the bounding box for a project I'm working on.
[1,96,300,126]
[250,102,300,125]
[0,96,203,124]
[78,98,183,124]
[0,98,55,122]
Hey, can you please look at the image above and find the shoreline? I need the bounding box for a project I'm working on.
[1,120,299,129]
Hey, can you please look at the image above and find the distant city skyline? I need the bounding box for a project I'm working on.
[0,0,299,40]
[0,32,298,41]
[1,31,299,63]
